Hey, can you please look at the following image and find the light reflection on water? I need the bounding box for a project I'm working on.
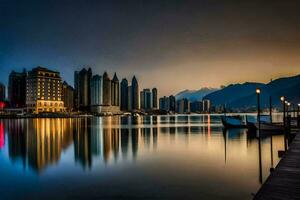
[0,114,285,200]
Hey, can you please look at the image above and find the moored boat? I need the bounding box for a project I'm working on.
[221,115,247,128]
[246,115,284,132]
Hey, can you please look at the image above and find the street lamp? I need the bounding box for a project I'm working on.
[287,102,291,117]
[256,88,261,131]
[281,96,286,127]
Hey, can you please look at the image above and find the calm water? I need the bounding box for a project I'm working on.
[0,114,285,200]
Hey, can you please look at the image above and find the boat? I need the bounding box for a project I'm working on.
[246,115,284,132]
[221,115,247,128]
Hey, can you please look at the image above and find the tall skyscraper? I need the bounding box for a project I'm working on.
[74,68,92,111]
[102,72,111,106]
[131,76,139,110]
[152,88,158,109]
[120,78,128,111]
[111,73,119,106]
[8,69,27,108]
[0,82,5,101]
[62,81,74,112]
[90,75,102,112]
[140,89,152,111]
[127,86,132,111]
[26,66,64,113]
[169,95,176,112]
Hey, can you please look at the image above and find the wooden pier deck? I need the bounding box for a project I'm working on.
[254,133,300,200]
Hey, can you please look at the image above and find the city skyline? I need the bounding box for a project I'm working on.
[2,0,300,96]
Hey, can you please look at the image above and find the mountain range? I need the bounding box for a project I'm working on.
[176,74,300,110]
[175,88,218,101]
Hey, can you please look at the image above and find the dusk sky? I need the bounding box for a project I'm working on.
[1,0,300,96]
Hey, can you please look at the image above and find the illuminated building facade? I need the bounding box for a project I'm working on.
[26,67,64,113]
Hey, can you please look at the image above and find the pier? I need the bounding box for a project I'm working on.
[254,130,300,199]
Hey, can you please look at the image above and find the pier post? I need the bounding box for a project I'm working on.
[269,96,272,123]
[256,89,261,132]
[297,104,300,128]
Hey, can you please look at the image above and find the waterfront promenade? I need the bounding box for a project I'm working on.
[254,133,300,199]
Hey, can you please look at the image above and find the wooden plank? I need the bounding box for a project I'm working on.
[254,133,300,200]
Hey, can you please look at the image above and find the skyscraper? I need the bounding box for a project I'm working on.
[140,89,152,111]
[111,73,119,106]
[203,99,211,113]
[90,75,102,112]
[0,82,5,101]
[102,72,111,106]
[8,69,27,108]
[152,88,158,109]
[26,66,64,113]
[169,95,176,112]
[62,81,74,112]
[127,86,132,111]
[74,68,92,111]
[131,76,139,110]
[120,78,128,111]
[159,96,170,111]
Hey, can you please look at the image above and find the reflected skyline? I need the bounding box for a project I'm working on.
[0,115,286,199]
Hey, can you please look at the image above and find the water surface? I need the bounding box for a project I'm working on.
[0,114,285,199]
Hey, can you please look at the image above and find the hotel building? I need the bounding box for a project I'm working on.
[26,67,64,113]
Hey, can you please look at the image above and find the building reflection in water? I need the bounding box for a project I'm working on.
[1,115,285,180]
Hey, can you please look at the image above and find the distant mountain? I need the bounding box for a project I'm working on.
[175,88,219,101]
[203,82,264,107]
[203,74,300,110]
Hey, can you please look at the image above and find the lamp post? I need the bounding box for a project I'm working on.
[256,88,261,131]
[287,102,291,117]
[281,96,285,128]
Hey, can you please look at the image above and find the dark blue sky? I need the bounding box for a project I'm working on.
[1,0,300,95]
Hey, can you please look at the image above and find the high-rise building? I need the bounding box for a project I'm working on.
[26,66,64,113]
[190,101,203,113]
[140,91,144,110]
[120,78,128,111]
[176,98,190,114]
[159,96,170,111]
[102,72,111,106]
[90,75,102,112]
[152,88,158,109]
[111,73,119,106]
[0,82,5,101]
[203,99,211,113]
[8,69,27,108]
[169,95,176,112]
[127,86,132,111]
[140,89,152,111]
[91,75,102,106]
[74,68,92,111]
[62,81,74,112]
[131,76,139,110]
